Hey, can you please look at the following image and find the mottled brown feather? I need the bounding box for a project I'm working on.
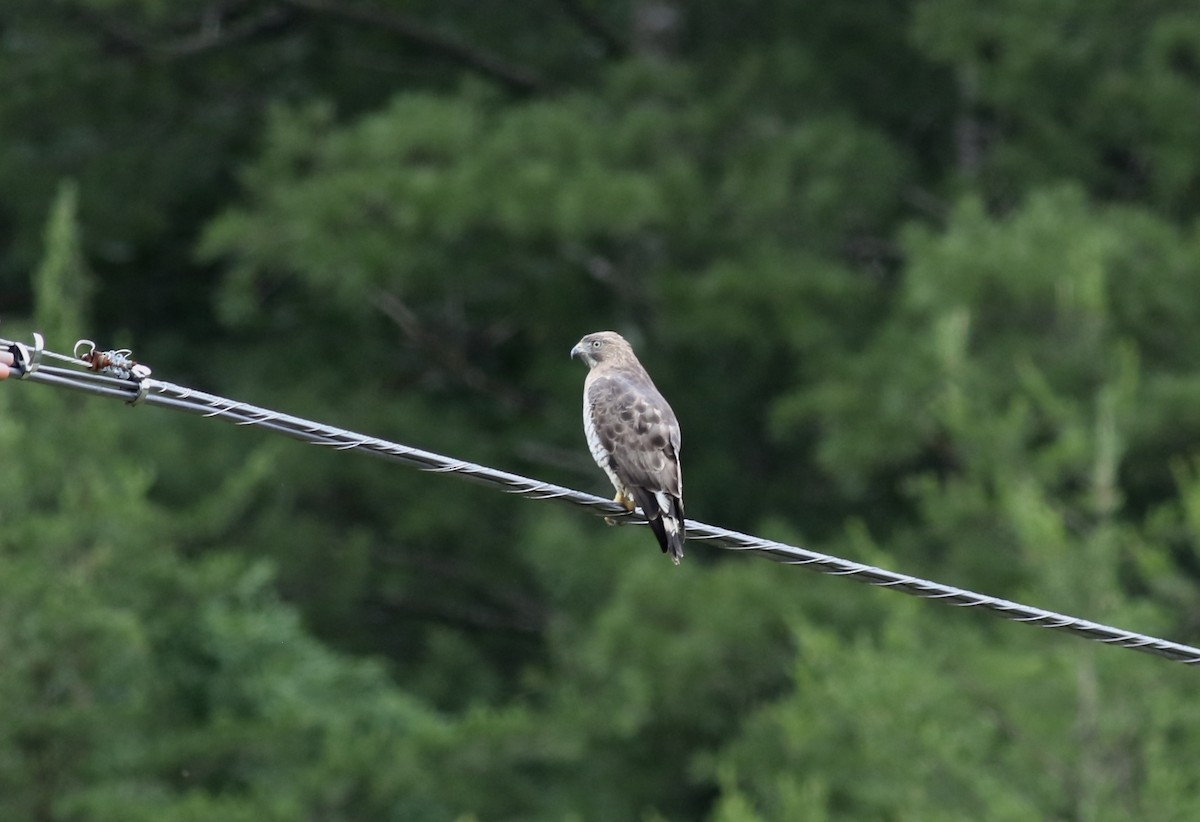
[573,331,685,563]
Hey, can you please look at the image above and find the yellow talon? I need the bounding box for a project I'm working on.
[606,490,635,525]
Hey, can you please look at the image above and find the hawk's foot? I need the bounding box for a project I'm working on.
[606,490,636,526]
[614,490,636,511]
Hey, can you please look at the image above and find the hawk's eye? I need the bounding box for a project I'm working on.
[591,340,601,349]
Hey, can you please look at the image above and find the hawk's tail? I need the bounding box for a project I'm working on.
[637,489,686,565]
[663,519,685,566]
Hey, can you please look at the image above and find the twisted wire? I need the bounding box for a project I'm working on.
[4,334,1200,666]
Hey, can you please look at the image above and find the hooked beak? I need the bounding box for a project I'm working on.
[570,342,586,361]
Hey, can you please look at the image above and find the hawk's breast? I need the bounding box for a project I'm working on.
[584,387,625,493]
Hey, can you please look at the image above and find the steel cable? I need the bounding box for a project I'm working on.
[4,332,1199,666]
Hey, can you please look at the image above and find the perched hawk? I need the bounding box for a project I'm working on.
[570,331,686,564]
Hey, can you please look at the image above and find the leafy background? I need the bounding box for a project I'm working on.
[3,1,1200,819]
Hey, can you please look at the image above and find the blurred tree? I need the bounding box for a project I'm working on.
[0,171,449,822]
[3,0,1200,819]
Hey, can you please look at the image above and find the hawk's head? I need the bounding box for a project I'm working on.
[570,331,634,369]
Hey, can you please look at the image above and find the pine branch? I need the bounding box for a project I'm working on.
[83,3,294,60]
[283,0,546,94]
[552,0,627,56]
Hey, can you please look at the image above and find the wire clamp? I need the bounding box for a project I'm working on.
[15,332,44,379]
[129,377,151,407]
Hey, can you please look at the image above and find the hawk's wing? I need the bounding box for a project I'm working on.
[586,371,682,499]
[585,367,686,563]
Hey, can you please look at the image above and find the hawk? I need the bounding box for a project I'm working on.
[570,331,686,564]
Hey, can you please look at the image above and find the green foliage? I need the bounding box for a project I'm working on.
[719,611,1200,821]
[4,1,1200,819]
[33,180,91,343]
